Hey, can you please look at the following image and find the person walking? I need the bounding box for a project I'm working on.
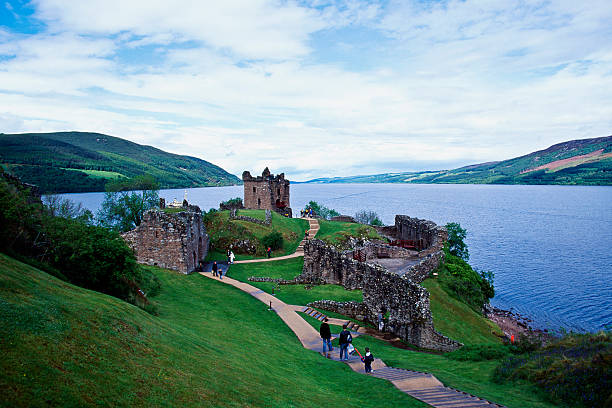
[212,261,218,277]
[338,324,352,361]
[227,248,231,263]
[267,247,272,258]
[362,347,374,373]
[319,318,333,358]
[229,251,235,264]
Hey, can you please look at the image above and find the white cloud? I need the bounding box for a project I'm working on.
[0,1,611,180]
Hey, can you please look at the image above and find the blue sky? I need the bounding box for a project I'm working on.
[1,0,611,180]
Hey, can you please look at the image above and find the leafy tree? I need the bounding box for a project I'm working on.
[43,194,93,224]
[262,231,284,250]
[446,222,469,261]
[42,216,141,300]
[355,210,384,226]
[97,175,159,232]
[0,170,43,253]
[307,200,340,220]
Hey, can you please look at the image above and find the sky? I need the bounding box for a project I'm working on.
[1,0,611,181]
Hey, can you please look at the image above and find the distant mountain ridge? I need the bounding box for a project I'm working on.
[0,131,241,193]
[306,136,612,186]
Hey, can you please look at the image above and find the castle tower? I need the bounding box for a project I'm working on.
[242,167,292,217]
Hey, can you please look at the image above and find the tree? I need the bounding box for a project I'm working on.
[307,200,339,220]
[43,194,93,224]
[97,175,159,232]
[354,210,384,226]
[446,222,469,261]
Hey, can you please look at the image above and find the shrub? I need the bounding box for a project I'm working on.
[306,201,339,220]
[354,210,384,226]
[436,248,494,312]
[42,216,140,300]
[261,231,283,251]
[493,331,612,407]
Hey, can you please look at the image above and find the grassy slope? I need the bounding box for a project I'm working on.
[0,253,424,407]
[316,219,385,248]
[0,132,241,193]
[231,259,558,408]
[205,210,309,259]
[421,278,504,345]
[226,258,363,306]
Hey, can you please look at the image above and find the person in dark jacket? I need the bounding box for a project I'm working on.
[319,318,332,358]
[267,247,272,258]
[338,324,351,361]
[362,347,374,373]
[212,261,218,277]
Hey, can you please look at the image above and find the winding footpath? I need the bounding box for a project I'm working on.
[202,218,505,407]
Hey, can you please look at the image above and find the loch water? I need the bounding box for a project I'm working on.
[60,183,612,332]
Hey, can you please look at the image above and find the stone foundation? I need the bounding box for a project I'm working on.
[122,208,209,274]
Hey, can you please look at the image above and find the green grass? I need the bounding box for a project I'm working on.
[299,297,559,408]
[205,210,308,258]
[226,258,363,306]
[63,168,126,179]
[316,219,385,248]
[0,253,425,407]
[422,278,503,345]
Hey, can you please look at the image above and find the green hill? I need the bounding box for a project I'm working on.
[0,131,241,193]
[0,253,425,407]
[305,136,612,185]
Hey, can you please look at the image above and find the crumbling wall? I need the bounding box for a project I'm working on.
[300,239,461,351]
[122,208,209,274]
[395,215,447,255]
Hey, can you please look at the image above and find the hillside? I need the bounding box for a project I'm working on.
[0,253,425,407]
[0,131,241,193]
[305,136,612,185]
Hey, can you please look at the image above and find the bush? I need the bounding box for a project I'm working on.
[261,231,283,251]
[42,216,140,300]
[436,248,494,312]
[306,201,339,220]
[354,210,384,226]
[493,331,612,407]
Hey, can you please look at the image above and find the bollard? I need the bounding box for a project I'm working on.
[269,301,272,311]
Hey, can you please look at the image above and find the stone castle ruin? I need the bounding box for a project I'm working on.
[122,204,209,274]
[299,215,462,352]
[242,167,292,217]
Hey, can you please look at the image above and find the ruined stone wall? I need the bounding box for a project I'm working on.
[300,239,461,351]
[358,242,415,259]
[307,300,369,321]
[122,209,209,274]
[395,215,447,254]
[242,168,290,216]
[330,215,356,223]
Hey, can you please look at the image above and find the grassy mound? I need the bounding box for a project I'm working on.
[316,219,385,249]
[204,210,308,259]
[0,253,424,407]
[227,258,362,306]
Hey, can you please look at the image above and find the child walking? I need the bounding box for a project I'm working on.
[362,347,374,373]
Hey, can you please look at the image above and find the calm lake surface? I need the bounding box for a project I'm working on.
[60,183,612,332]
